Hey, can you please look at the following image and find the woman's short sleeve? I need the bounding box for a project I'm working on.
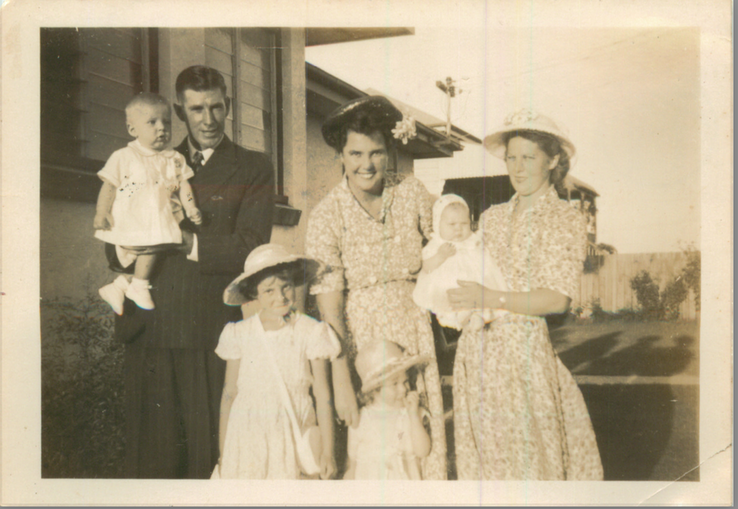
[530,206,587,299]
[97,149,125,187]
[306,197,346,295]
[305,319,342,361]
[214,322,243,360]
[410,178,434,240]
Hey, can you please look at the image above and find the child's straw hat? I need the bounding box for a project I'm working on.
[355,340,430,394]
[223,244,318,306]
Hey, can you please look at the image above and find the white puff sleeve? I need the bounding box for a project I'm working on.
[214,322,243,361]
[305,318,342,361]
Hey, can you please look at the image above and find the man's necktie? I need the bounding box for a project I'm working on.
[192,151,204,172]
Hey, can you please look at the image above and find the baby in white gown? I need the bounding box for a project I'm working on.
[413,194,507,331]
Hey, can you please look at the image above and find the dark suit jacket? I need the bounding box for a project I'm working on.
[115,136,274,350]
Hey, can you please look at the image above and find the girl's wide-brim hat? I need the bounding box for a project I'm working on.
[483,109,576,160]
[321,96,403,150]
[356,340,430,394]
[223,244,319,306]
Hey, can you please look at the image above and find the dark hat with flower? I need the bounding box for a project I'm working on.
[321,96,408,151]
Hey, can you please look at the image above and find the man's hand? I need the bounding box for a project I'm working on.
[93,212,114,230]
[188,208,203,225]
[180,230,195,254]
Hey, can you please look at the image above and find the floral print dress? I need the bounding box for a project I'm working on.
[306,175,447,480]
[453,186,603,480]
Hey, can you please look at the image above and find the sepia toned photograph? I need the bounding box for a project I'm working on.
[2,0,732,505]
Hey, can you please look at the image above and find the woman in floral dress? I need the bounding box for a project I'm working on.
[306,96,447,480]
[448,110,603,480]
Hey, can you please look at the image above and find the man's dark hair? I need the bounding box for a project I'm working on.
[175,65,227,101]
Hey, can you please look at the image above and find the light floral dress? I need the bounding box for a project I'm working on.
[306,175,447,480]
[453,186,603,480]
[215,312,341,479]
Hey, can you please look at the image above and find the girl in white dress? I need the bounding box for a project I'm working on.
[215,244,340,479]
[413,194,507,331]
[344,340,431,480]
[94,93,202,313]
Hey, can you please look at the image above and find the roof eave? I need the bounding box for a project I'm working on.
[306,63,463,158]
[305,27,414,47]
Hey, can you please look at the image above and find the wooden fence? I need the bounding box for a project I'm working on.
[573,252,699,320]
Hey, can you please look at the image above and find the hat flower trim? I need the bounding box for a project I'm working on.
[505,109,539,126]
[392,113,417,145]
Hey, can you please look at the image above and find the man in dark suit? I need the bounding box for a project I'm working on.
[116,65,274,478]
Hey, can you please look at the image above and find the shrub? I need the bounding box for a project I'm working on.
[629,271,661,319]
[629,268,691,321]
[681,247,701,312]
[41,293,125,478]
[661,276,689,321]
[590,299,612,322]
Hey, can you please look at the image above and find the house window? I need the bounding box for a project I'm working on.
[204,28,281,190]
[41,28,155,169]
[40,27,283,203]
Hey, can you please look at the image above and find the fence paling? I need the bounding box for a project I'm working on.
[575,252,697,320]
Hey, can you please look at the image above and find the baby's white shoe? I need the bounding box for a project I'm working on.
[99,275,129,315]
[125,278,155,310]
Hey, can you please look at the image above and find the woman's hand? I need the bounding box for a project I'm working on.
[319,447,337,480]
[333,364,360,428]
[447,280,497,310]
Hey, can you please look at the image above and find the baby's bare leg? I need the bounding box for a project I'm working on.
[133,253,158,280]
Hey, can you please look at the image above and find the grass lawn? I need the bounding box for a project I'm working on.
[438,318,700,481]
[550,319,699,378]
[552,318,700,481]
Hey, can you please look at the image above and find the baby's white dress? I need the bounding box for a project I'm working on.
[94,140,194,247]
[215,312,341,479]
[413,232,508,330]
[348,405,425,480]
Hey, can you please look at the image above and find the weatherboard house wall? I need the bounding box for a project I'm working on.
[40,28,307,302]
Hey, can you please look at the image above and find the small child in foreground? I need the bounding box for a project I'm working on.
[215,244,339,479]
[413,194,508,331]
[94,93,202,313]
[343,340,431,480]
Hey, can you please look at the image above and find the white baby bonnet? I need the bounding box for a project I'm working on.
[431,194,469,242]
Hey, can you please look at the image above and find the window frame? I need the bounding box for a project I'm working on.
[40,27,158,202]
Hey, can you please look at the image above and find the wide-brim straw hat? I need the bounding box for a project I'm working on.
[483,109,576,161]
[356,340,430,394]
[321,96,403,151]
[223,244,319,306]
